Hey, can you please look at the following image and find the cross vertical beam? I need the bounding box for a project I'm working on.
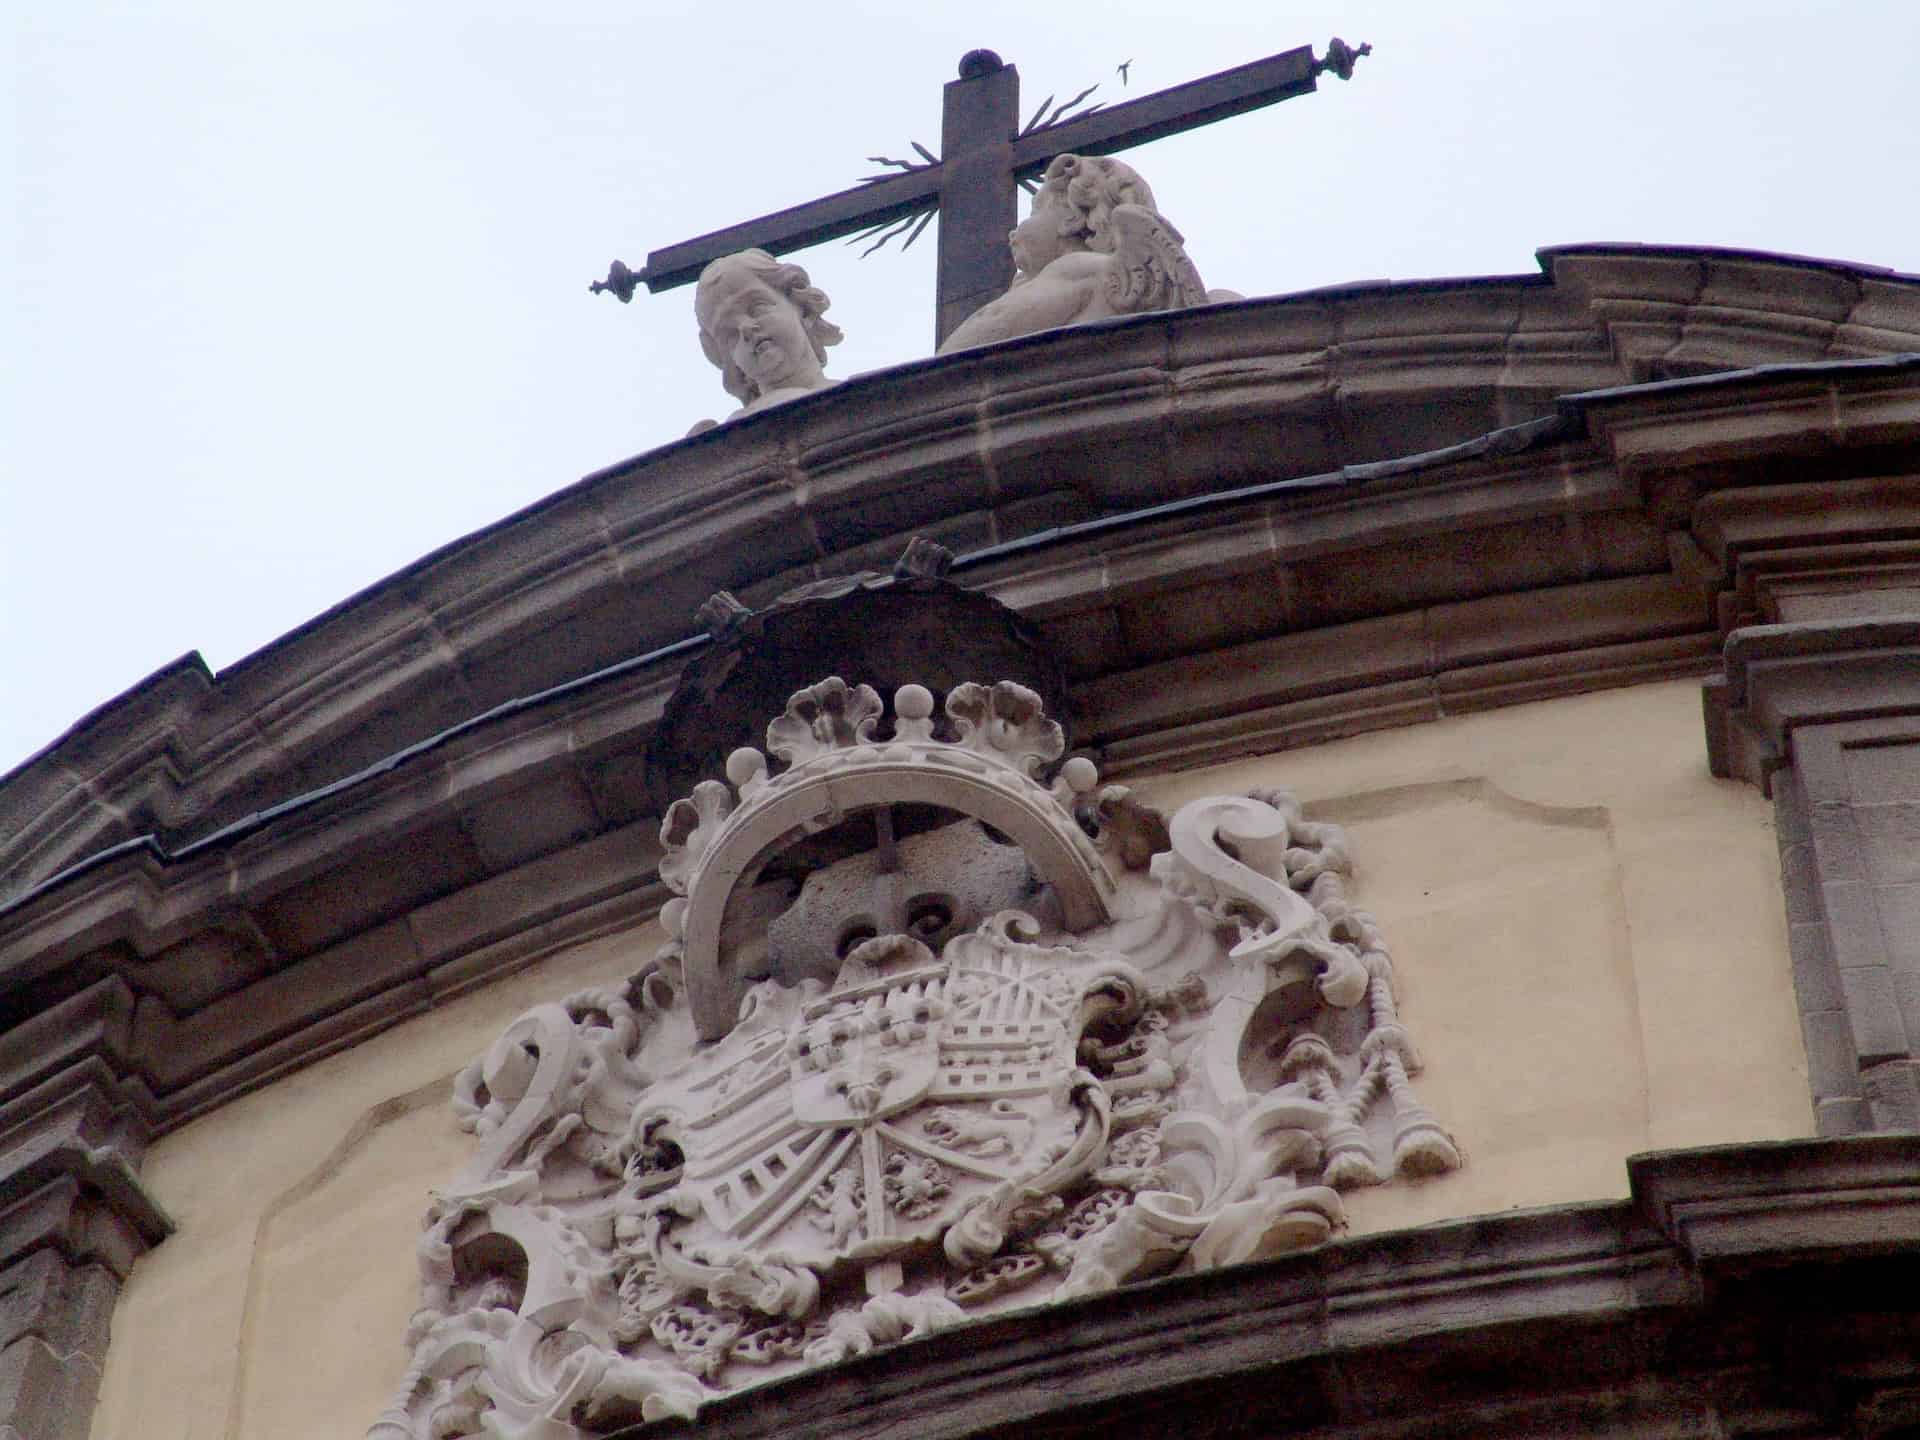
[935,57,1020,348]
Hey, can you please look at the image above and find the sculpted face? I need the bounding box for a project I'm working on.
[703,272,822,396]
[1009,188,1075,279]
[763,819,1042,989]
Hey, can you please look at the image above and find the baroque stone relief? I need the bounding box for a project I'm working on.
[938,153,1240,354]
[371,677,1458,1440]
[688,249,842,434]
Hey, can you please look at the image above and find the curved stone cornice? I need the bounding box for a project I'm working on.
[9,246,1919,907]
[2,255,1920,1134]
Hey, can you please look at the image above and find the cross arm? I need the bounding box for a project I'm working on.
[1008,43,1327,176]
[631,166,945,294]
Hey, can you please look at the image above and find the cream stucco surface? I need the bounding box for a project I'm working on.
[88,678,1808,1440]
[1130,679,1809,1235]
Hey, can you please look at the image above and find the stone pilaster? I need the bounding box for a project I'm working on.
[1706,618,1920,1132]
[0,982,170,1440]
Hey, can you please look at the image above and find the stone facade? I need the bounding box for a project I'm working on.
[0,243,1917,1437]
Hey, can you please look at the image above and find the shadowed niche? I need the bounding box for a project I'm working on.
[643,566,1070,815]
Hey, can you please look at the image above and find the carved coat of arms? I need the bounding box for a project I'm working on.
[370,677,1459,1440]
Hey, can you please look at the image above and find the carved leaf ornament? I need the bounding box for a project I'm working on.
[372,678,1459,1439]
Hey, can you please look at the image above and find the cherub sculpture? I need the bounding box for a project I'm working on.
[938,153,1237,354]
[690,249,843,432]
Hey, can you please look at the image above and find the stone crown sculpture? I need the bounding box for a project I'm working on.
[938,153,1235,353]
[370,676,1458,1440]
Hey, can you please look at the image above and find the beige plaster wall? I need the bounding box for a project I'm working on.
[87,922,664,1440]
[87,678,1808,1440]
[1128,679,1809,1236]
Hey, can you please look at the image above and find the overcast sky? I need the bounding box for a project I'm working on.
[8,0,1919,779]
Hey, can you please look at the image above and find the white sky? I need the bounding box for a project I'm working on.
[7,0,1919,779]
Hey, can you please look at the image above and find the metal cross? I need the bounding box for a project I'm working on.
[592,40,1369,349]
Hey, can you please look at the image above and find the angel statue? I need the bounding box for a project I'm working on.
[689,249,843,433]
[937,153,1239,354]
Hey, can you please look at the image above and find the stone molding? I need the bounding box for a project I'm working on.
[0,981,170,1440]
[2,254,1916,1435]
[1554,345,1920,1139]
[1698,624,1920,1136]
[0,442,1702,1136]
[10,247,1920,904]
[572,1136,1920,1440]
[14,347,1920,1146]
[1702,620,1920,789]
[1629,1134,1920,1266]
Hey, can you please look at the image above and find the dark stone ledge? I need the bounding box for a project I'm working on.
[2,270,1919,1142]
[607,1137,1920,1440]
[1703,619,1920,790]
[11,246,1920,906]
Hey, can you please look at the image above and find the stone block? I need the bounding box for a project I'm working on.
[1073,612,1428,742]
[1031,607,1126,682]
[977,552,1102,622]
[0,1335,84,1440]
[1881,882,1920,974]
[0,1254,120,1370]
[50,1265,117,1365]
[1856,804,1920,885]
[407,821,660,965]
[1863,1059,1920,1131]
[1630,1134,1920,1266]
[1099,522,1274,607]
[1821,879,1893,972]
[0,983,135,1115]
[147,919,426,1088]
[1699,256,1861,324]
[1806,801,1867,882]
[1425,573,1701,672]
[1788,920,1840,1011]
[1777,842,1818,923]
[249,820,486,956]
[1112,574,1291,668]
[1815,1095,1873,1135]
[1837,960,1909,1063]
[458,772,601,876]
[0,1252,62,1353]
[1798,1008,1860,1103]
[1432,633,1715,715]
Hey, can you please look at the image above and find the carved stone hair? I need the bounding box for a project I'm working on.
[1040,153,1161,256]
[694,249,845,404]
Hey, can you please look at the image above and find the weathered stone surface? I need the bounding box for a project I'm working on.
[1707,617,1920,1133]
[644,576,1068,815]
[690,251,842,429]
[474,1137,1920,1440]
[939,154,1217,354]
[10,247,1918,914]
[370,679,1458,1440]
[7,248,1920,1440]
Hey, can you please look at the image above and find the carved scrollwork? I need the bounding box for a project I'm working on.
[943,680,1064,777]
[765,677,885,768]
[378,681,1456,1439]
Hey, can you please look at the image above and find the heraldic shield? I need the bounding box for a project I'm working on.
[660,923,1097,1269]
[373,677,1456,1438]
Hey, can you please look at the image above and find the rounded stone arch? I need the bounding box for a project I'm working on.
[679,760,1118,1040]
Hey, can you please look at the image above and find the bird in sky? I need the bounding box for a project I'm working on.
[1117,59,1133,86]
